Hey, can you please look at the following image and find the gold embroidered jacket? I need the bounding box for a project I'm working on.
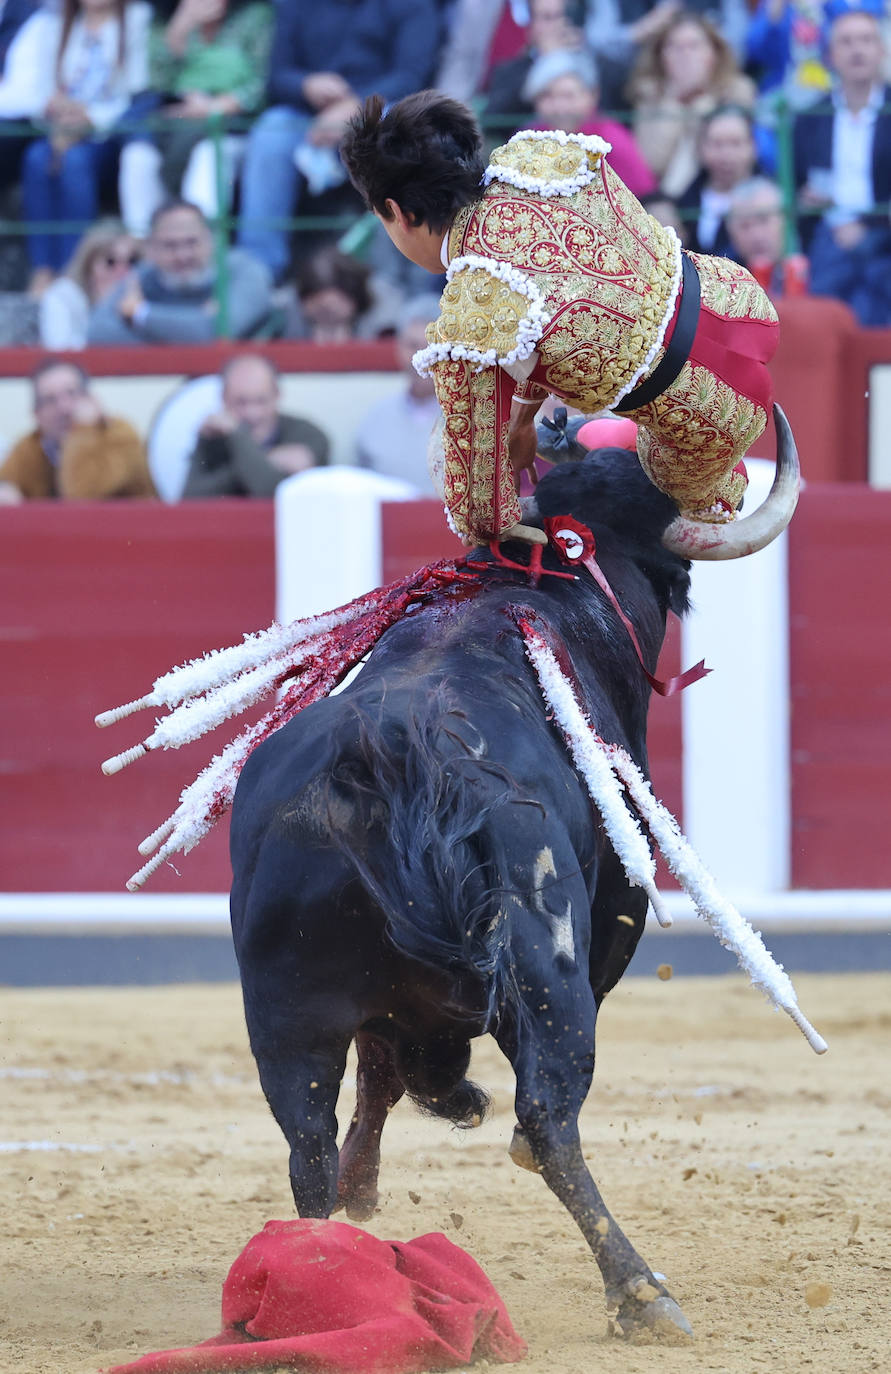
[415,131,776,540]
[415,132,681,539]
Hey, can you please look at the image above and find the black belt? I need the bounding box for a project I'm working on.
[613,253,701,414]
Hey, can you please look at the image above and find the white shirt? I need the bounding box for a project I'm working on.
[56,4,151,132]
[831,85,884,218]
[39,276,91,351]
[3,5,152,130]
[0,10,56,118]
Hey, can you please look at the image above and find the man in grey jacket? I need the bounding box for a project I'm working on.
[88,201,272,345]
[183,354,329,498]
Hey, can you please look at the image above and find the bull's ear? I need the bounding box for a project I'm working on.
[665,561,692,618]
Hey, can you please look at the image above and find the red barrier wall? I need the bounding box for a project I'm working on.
[0,502,274,893]
[0,499,685,894]
[788,486,891,888]
[2,486,888,893]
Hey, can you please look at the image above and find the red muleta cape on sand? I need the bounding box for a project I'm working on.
[106,1218,527,1374]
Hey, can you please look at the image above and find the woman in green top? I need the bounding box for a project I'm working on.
[118,0,272,235]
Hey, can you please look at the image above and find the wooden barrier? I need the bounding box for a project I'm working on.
[1,488,889,894]
[0,497,683,894]
[0,502,273,893]
[788,487,891,888]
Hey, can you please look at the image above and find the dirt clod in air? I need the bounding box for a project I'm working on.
[805,1281,833,1309]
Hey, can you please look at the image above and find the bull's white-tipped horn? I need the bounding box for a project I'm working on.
[95,694,157,728]
[661,404,800,561]
[101,743,149,776]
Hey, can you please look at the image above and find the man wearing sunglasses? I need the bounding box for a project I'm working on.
[88,200,273,345]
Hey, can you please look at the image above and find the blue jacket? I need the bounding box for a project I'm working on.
[792,85,891,241]
[268,0,440,113]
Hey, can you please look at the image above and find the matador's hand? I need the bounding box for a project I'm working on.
[508,406,539,491]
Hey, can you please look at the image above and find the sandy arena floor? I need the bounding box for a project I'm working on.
[1,970,888,1374]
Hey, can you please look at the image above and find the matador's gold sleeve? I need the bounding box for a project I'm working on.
[431,359,520,543]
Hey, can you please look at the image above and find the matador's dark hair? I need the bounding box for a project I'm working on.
[341,91,485,234]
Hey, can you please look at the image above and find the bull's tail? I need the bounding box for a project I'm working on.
[326,695,537,1032]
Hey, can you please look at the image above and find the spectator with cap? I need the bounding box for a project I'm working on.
[0,357,154,500]
[726,176,810,297]
[88,199,272,344]
[183,353,329,498]
[677,103,760,253]
[526,48,657,197]
[235,0,439,283]
[353,293,442,490]
[793,0,891,325]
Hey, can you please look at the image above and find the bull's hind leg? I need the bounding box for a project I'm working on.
[497,963,692,1341]
[242,991,352,1217]
[335,1029,404,1221]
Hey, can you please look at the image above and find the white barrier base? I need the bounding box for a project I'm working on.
[275,467,416,623]
[1,891,890,933]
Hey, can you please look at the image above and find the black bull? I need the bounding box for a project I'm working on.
[230,448,696,1339]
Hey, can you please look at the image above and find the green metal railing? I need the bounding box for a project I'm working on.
[1,102,887,338]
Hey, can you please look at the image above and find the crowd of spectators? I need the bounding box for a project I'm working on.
[0,0,889,342]
[0,345,441,499]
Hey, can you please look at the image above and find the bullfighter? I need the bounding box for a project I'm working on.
[341,91,779,546]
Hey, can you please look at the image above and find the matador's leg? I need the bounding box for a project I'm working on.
[634,254,779,521]
[635,361,771,522]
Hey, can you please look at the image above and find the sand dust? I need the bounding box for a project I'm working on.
[1,971,888,1373]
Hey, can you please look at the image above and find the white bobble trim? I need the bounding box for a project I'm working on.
[483,128,612,198]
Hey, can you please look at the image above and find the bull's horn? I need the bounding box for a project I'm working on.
[661,404,800,561]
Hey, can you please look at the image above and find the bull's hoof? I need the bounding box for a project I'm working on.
[344,1196,378,1223]
[508,1125,541,1173]
[333,1187,378,1223]
[611,1277,693,1343]
[334,1168,379,1222]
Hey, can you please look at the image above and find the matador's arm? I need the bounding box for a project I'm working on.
[430,358,521,543]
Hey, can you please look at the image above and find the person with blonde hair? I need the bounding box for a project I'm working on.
[38,218,140,349]
[628,10,756,197]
